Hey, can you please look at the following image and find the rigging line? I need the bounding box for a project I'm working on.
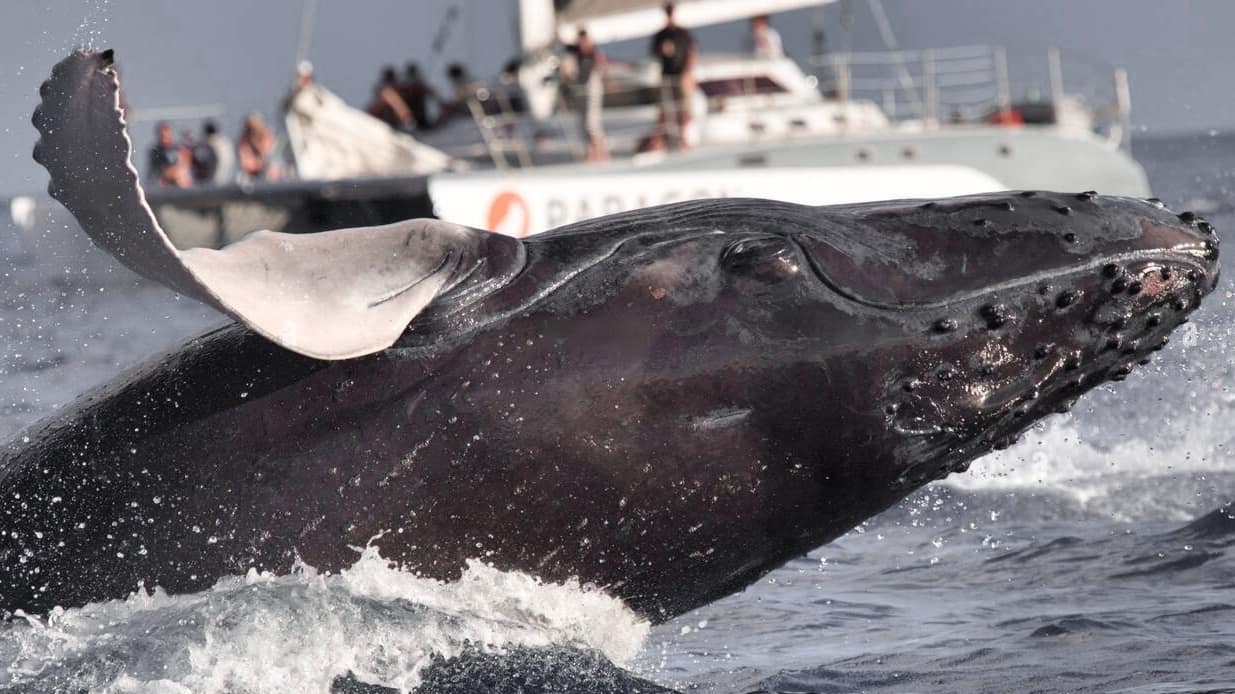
[427,2,463,76]
[866,0,923,115]
[295,0,319,67]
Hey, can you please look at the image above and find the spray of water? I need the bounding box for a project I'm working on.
[72,0,111,51]
[1,546,649,693]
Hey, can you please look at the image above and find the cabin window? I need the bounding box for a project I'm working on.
[602,86,659,109]
[698,76,788,98]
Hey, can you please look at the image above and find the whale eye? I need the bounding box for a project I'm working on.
[720,236,799,282]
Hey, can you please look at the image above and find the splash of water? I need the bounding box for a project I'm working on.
[72,0,111,51]
[946,410,1235,521]
[0,546,649,693]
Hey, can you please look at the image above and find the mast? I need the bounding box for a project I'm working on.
[519,0,558,54]
[295,0,319,68]
[515,0,561,120]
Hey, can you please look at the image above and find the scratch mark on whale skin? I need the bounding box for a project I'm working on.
[691,409,753,431]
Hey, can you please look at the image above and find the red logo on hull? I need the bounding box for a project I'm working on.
[486,191,531,238]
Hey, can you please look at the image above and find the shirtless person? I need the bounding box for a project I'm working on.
[366,66,415,132]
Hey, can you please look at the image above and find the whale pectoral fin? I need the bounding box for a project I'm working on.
[32,49,204,299]
[32,49,486,360]
[179,220,464,359]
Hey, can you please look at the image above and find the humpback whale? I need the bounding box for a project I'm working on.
[1,50,1219,622]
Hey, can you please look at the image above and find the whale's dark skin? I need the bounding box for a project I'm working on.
[0,51,1221,623]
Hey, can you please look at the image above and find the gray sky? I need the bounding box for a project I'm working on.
[0,0,1228,195]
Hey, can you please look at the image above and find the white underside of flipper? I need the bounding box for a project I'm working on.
[32,50,490,360]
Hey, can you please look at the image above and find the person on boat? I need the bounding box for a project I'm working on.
[650,2,696,151]
[187,124,215,185]
[366,66,415,132]
[147,121,192,188]
[497,58,529,114]
[746,14,784,59]
[190,119,234,186]
[440,63,481,121]
[398,62,439,130]
[236,112,283,182]
[566,28,610,162]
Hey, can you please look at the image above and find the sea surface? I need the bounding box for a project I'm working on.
[1,133,1235,693]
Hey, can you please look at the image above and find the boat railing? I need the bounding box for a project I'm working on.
[467,82,601,169]
[466,87,535,169]
[463,74,840,169]
[809,44,1133,150]
[462,44,1135,169]
[812,44,1004,122]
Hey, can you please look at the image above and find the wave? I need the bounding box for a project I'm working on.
[940,416,1235,521]
[0,546,649,693]
[938,301,1235,522]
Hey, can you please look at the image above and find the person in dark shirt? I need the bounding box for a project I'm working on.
[649,2,696,150]
[398,62,439,130]
[440,62,481,121]
[190,120,235,185]
[189,122,218,184]
[147,121,191,188]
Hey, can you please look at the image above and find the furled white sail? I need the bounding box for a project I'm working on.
[284,83,454,181]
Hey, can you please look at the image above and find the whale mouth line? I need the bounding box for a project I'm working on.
[793,238,1213,312]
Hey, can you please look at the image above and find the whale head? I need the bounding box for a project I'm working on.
[784,191,1219,489]
[661,192,1218,493]
[529,193,1219,583]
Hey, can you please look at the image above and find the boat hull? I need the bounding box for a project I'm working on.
[9,126,1149,250]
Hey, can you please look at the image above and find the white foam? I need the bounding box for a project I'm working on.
[940,303,1235,522]
[0,546,649,693]
[943,407,1234,521]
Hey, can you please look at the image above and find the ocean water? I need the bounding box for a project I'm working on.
[1,133,1235,693]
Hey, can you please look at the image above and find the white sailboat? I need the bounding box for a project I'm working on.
[7,0,1152,250]
[424,0,1149,236]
